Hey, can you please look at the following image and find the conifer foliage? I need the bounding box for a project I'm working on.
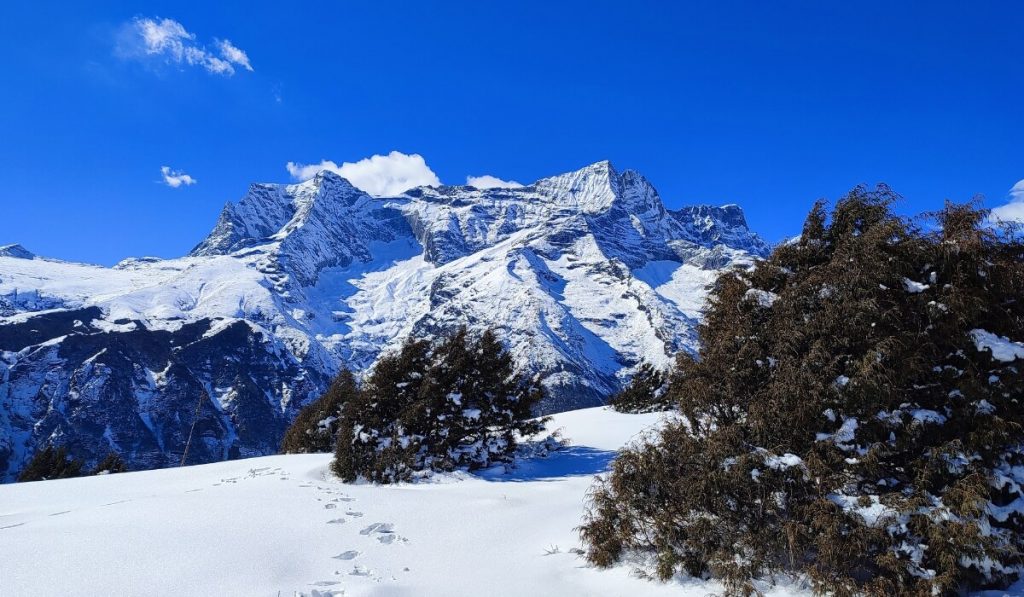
[608,362,669,413]
[281,369,358,454]
[92,452,127,475]
[332,328,545,483]
[16,445,84,482]
[580,187,1024,595]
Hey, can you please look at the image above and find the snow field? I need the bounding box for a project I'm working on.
[0,408,811,597]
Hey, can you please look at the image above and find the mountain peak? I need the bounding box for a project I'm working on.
[668,204,770,257]
[305,168,354,189]
[579,159,615,173]
[191,171,370,258]
[562,159,617,180]
[313,168,343,181]
[0,244,34,259]
[534,160,623,213]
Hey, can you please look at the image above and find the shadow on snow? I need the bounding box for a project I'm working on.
[474,446,615,483]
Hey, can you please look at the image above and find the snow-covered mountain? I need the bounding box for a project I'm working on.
[0,161,768,480]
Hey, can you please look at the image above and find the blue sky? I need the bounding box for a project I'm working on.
[1,1,1022,265]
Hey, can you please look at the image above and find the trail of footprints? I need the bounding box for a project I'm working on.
[4,463,408,596]
[203,467,410,596]
[213,465,288,487]
[298,478,410,595]
[3,466,295,532]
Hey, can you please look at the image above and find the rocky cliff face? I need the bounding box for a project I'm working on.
[0,161,768,480]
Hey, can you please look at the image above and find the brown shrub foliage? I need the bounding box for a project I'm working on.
[580,187,1024,595]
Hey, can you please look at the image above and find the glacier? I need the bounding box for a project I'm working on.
[0,160,768,480]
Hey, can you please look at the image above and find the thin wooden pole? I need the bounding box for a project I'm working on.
[180,390,207,466]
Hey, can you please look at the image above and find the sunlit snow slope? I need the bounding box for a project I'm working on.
[0,408,813,597]
[0,161,768,480]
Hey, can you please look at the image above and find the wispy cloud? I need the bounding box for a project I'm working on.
[286,151,441,196]
[216,39,253,72]
[160,166,197,188]
[466,175,524,189]
[119,17,253,76]
[989,179,1024,224]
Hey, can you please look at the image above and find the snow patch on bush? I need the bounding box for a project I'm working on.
[744,288,779,308]
[970,329,1024,362]
[902,278,929,293]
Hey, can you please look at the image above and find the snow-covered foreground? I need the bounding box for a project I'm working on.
[0,408,807,597]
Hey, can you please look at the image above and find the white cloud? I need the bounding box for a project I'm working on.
[466,175,524,189]
[160,166,197,188]
[286,151,441,196]
[216,39,253,72]
[136,17,190,56]
[989,179,1024,224]
[121,17,252,76]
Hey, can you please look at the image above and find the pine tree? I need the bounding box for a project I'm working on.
[17,445,84,482]
[608,362,669,413]
[332,328,545,483]
[442,329,545,470]
[580,188,1024,595]
[92,452,127,475]
[332,338,432,482]
[281,369,358,454]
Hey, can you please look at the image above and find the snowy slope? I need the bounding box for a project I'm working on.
[0,408,812,597]
[0,161,769,479]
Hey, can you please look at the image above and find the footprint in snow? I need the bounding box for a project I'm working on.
[345,511,364,518]
[359,522,408,545]
[326,518,346,525]
[332,550,359,560]
[247,467,272,478]
[349,565,373,577]
[359,522,394,536]
[324,503,337,510]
